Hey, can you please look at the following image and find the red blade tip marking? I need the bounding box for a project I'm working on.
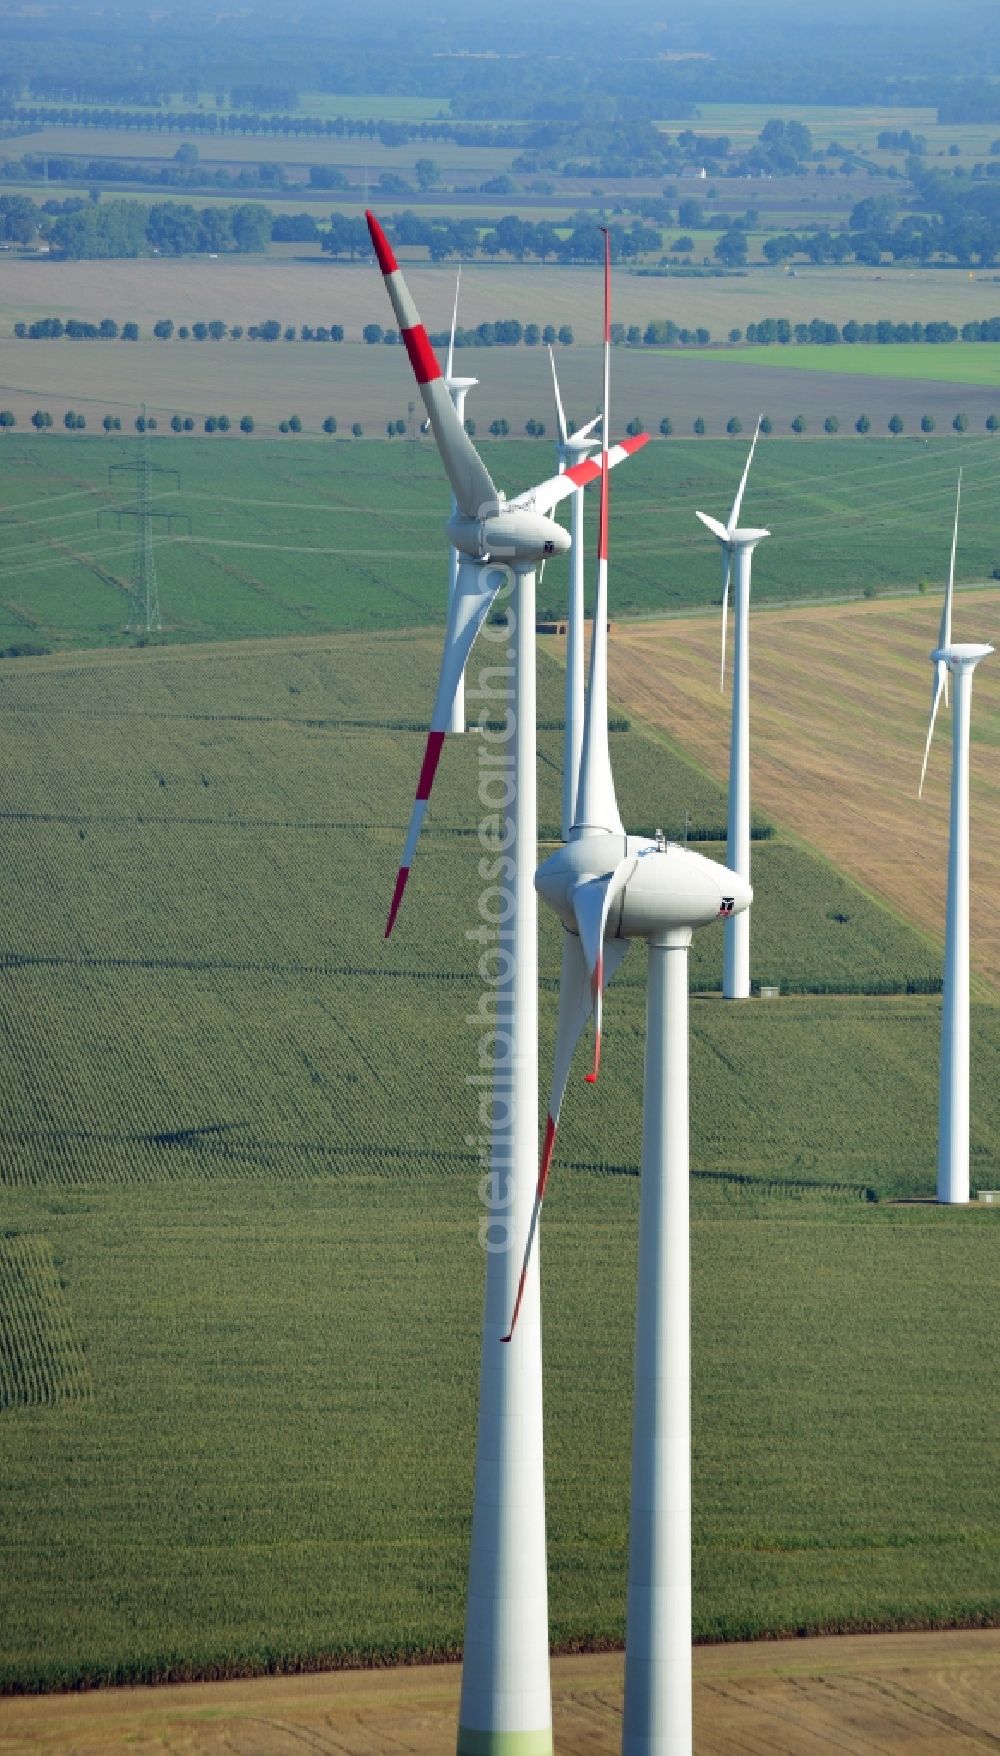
[365,210,398,275]
[416,729,446,801]
[402,324,443,386]
[501,1264,528,1344]
[538,1113,557,1197]
[585,1031,601,1084]
[385,866,410,938]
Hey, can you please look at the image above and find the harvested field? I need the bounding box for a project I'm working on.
[6,257,1000,344]
[5,340,1000,439]
[607,590,1000,990]
[2,1632,1000,1755]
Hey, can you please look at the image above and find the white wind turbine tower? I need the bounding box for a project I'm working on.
[918,474,994,1206]
[549,348,601,838]
[695,419,768,1000]
[506,232,751,1756]
[365,210,646,1756]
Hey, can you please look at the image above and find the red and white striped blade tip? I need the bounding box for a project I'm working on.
[365,210,397,274]
[385,866,410,937]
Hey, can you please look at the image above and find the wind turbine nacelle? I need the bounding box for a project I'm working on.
[536,834,752,938]
[447,509,571,566]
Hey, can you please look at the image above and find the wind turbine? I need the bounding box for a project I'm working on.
[549,349,601,839]
[506,232,751,1756]
[918,476,994,1206]
[695,419,768,1000]
[365,210,646,1756]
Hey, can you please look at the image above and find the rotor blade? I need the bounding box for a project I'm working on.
[696,509,729,543]
[729,413,762,532]
[574,229,623,842]
[501,930,629,1342]
[572,858,634,1080]
[548,345,568,450]
[508,432,649,517]
[366,212,497,520]
[445,265,461,382]
[918,670,947,800]
[720,552,731,693]
[572,413,602,444]
[386,558,506,935]
[939,470,961,718]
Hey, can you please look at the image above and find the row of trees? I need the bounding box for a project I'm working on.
[12,411,368,437]
[20,309,1000,352]
[0,101,521,150]
[665,413,999,436]
[9,410,1000,442]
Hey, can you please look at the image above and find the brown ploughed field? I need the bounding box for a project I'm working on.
[2,1632,1000,1753]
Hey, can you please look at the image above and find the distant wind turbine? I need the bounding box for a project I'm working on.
[918,475,994,1206]
[695,419,768,1000]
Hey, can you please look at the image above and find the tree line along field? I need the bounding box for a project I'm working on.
[0,630,997,1688]
[2,436,1000,656]
[9,254,1000,346]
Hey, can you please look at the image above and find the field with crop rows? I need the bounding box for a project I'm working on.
[0,1231,91,1409]
[3,437,1000,656]
[0,627,996,1687]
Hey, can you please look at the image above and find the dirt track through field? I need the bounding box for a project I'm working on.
[2,1632,999,1753]
[607,590,1000,993]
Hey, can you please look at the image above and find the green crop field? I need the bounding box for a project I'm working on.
[1,437,1000,652]
[0,629,997,1688]
[707,343,1000,387]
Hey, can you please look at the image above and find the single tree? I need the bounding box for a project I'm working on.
[217,415,230,432]
[183,416,194,431]
[856,414,871,433]
[726,416,743,436]
[693,416,706,435]
[170,414,184,432]
[921,414,936,433]
[953,413,969,433]
[288,414,302,432]
[759,416,773,435]
[824,415,840,434]
[239,415,254,434]
[204,416,218,433]
[351,422,363,438]
[625,416,645,437]
[888,413,904,434]
[659,417,673,436]
[791,415,807,433]
[322,416,337,434]
[987,414,1000,433]
[0,411,15,431]
[30,410,52,431]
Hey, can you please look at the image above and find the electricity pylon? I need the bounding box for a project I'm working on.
[102,407,188,634]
